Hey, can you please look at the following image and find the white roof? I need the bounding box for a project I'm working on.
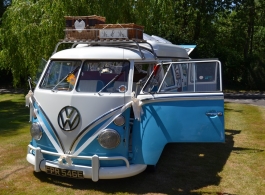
[51,46,155,60]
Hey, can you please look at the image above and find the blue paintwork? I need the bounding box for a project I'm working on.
[31,101,60,153]
[31,100,132,166]
[73,108,131,166]
[131,97,224,165]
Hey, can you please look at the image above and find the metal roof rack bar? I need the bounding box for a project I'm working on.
[52,39,157,59]
[132,40,145,59]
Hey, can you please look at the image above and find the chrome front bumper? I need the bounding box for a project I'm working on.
[26,145,146,182]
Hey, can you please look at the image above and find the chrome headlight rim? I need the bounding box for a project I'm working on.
[118,85,127,93]
[98,129,120,149]
[113,115,125,126]
[30,122,42,140]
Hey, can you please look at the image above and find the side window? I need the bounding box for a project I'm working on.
[141,61,221,94]
[162,64,183,92]
[173,64,182,91]
[164,66,175,87]
[190,63,216,83]
[133,64,152,94]
[142,64,176,93]
[188,61,220,91]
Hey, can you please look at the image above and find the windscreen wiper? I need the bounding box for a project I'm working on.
[98,62,129,95]
[51,66,80,92]
[97,72,124,95]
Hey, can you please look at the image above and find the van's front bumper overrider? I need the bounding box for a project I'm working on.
[26,145,146,182]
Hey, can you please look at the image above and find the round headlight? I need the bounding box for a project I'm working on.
[114,115,125,126]
[30,122,42,140]
[98,129,120,149]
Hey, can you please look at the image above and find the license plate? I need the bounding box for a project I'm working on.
[45,166,84,179]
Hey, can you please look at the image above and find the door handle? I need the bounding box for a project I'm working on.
[205,112,223,116]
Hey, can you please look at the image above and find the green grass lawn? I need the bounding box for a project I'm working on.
[0,93,264,195]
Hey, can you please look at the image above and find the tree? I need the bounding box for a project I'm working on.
[218,0,265,89]
[0,0,12,87]
[1,0,265,90]
[0,0,137,87]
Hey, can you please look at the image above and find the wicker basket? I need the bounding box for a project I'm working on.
[65,15,106,29]
[65,29,98,40]
[95,23,144,39]
[87,15,106,27]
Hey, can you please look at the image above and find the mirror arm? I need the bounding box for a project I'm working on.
[28,77,32,91]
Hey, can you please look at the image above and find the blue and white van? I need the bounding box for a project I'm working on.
[26,32,224,181]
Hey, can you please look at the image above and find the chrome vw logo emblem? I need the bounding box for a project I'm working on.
[58,106,80,131]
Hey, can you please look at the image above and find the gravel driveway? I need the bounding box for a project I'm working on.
[224,92,265,107]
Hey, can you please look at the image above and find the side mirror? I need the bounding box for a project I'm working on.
[28,77,33,91]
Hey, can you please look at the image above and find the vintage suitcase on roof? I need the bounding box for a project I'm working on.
[64,15,106,40]
[64,15,144,41]
[95,23,144,40]
[65,15,106,29]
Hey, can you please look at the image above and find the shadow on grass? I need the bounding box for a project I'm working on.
[31,129,251,195]
[0,95,29,136]
[224,102,244,113]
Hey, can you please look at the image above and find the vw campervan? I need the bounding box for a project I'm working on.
[26,30,224,181]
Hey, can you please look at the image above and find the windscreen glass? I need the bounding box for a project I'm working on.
[39,60,81,91]
[76,60,130,93]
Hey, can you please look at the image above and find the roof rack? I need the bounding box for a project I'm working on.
[53,39,157,60]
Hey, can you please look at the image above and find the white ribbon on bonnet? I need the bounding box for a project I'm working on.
[25,90,34,122]
[131,92,143,121]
